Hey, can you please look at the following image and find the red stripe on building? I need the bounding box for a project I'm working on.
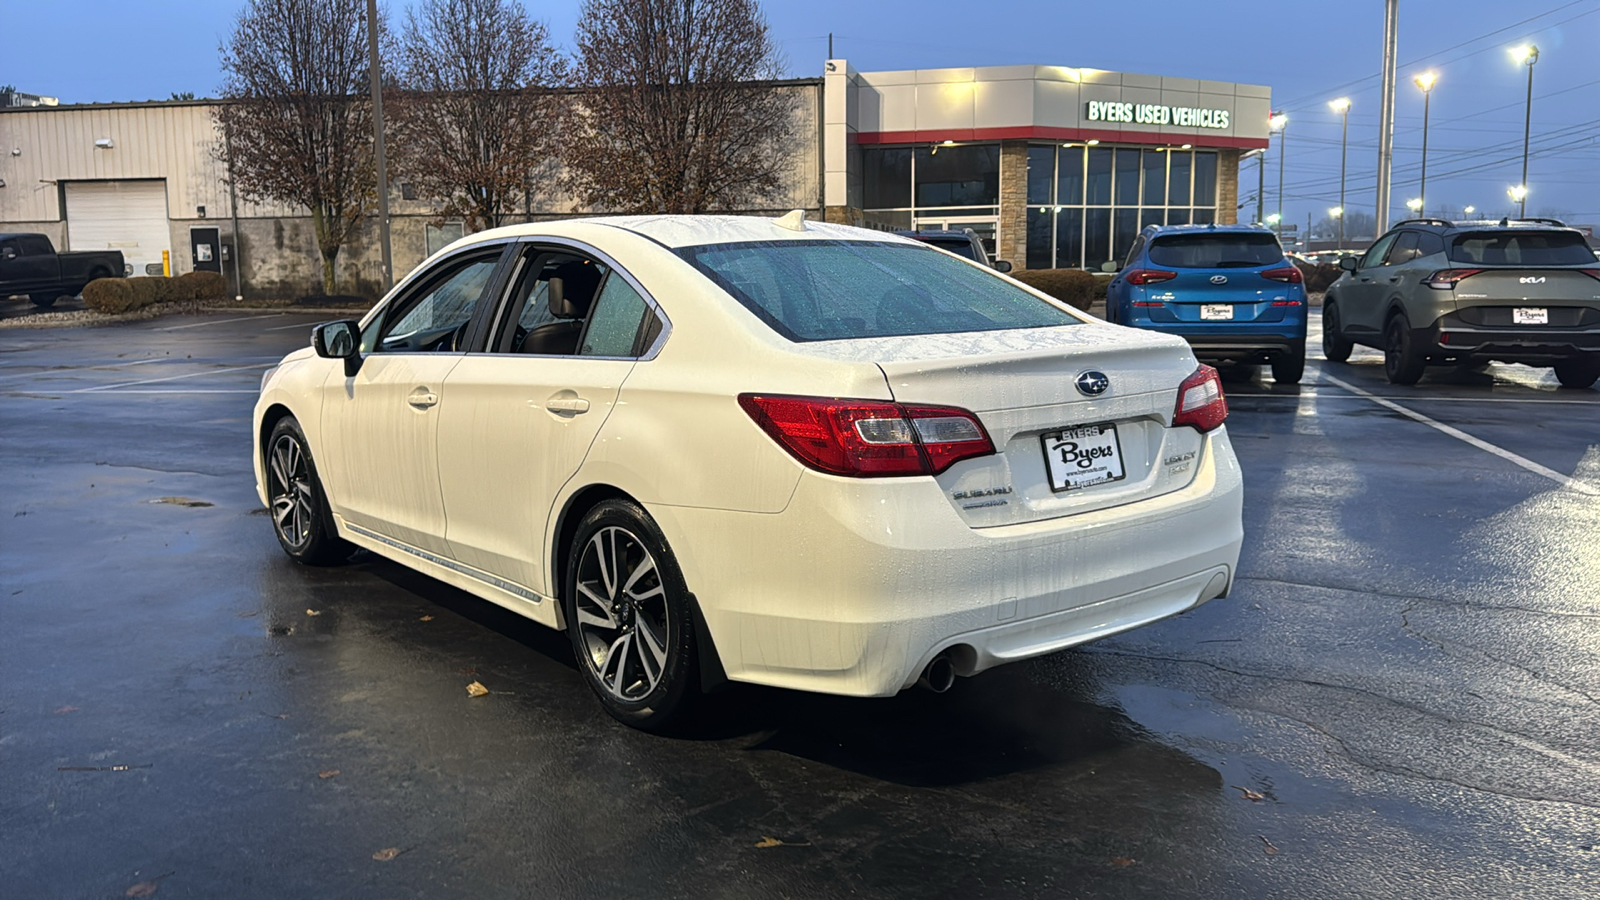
[852,126,1269,151]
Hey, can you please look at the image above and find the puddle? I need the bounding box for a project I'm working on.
[150,496,214,508]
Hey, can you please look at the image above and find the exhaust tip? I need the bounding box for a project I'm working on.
[917,653,956,693]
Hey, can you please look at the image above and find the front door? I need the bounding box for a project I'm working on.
[189,227,221,273]
[1341,231,1402,336]
[916,217,999,264]
[321,247,507,554]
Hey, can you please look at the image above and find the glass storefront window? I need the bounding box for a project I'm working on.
[914,144,999,207]
[1027,207,1053,269]
[1192,207,1215,225]
[1055,208,1084,270]
[1084,208,1112,271]
[1027,146,1055,205]
[1168,152,1192,207]
[863,148,912,209]
[1058,146,1084,205]
[1194,152,1218,206]
[1113,149,1140,206]
[1142,151,1166,206]
[1113,208,1140,265]
[1086,148,1112,206]
[1167,208,1191,226]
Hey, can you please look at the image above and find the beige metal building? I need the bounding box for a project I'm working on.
[2,62,1269,297]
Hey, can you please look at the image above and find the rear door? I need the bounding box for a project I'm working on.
[1143,231,1292,325]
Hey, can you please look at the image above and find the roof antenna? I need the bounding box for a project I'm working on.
[774,209,808,232]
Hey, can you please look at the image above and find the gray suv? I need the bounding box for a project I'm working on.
[1322,218,1600,388]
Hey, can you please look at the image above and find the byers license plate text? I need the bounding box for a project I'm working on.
[1042,423,1127,492]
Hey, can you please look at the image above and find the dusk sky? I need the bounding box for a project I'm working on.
[5,0,1597,230]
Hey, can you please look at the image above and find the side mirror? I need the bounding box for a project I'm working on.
[312,320,362,376]
[1339,256,1359,272]
[992,260,1013,273]
[1100,261,1120,274]
[1,247,17,261]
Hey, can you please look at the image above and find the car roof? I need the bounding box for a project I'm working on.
[1388,217,1583,235]
[457,214,920,251]
[1142,223,1277,237]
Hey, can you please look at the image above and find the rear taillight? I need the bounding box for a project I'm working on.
[1260,266,1304,284]
[1425,268,1482,290]
[1580,269,1600,283]
[738,394,995,477]
[1172,365,1228,433]
[1125,268,1178,285]
[1270,299,1304,306]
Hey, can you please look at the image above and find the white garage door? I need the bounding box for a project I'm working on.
[66,180,170,276]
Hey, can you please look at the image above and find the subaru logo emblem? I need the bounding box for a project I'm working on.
[1210,275,1228,284]
[1075,370,1110,396]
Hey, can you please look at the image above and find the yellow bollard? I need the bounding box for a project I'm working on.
[162,249,171,277]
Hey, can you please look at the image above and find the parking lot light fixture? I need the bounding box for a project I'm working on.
[1508,185,1528,214]
[1269,112,1288,239]
[1464,205,1476,216]
[1407,198,1423,213]
[1266,213,1281,225]
[1511,45,1539,216]
[1414,72,1436,214]
[1329,98,1351,248]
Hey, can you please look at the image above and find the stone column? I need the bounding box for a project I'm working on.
[998,140,1030,268]
[1216,148,1241,224]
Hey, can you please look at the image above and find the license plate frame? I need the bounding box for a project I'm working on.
[1040,422,1127,493]
[1200,304,1234,321]
[1513,307,1549,325]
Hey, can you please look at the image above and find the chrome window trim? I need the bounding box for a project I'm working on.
[357,238,519,334]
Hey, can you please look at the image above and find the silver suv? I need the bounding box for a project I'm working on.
[1322,218,1600,388]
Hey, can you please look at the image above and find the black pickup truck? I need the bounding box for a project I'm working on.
[0,233,127,307]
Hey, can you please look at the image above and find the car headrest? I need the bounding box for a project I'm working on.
[548,261,602,319]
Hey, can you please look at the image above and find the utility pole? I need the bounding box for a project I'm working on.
[1256,152,1265,225]
[365,0,393,292]
[1375,0,1398,233]
[1513,44,1539,218]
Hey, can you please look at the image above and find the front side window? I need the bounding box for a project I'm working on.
[366,253,500,353]
[1148,233,1285,269]
[1360,233,1398,270]
[1449,231,1597,266]
[677,240,1079,343]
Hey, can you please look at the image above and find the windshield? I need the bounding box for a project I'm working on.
[912,237,980,261]
[676,240,1078,342]
[1448,231,1597,266]
[1148,233,1286,269]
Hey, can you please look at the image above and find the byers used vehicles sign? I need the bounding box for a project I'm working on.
[1086,101,1231,129]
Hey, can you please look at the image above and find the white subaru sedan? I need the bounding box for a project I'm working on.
[254,214,1243,729]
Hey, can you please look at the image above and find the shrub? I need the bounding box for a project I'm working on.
[173,270,228,301]
[125,277,172,308]
[1010,268,1098,311]
[1293,259,1342,293]
[82,278,138,314]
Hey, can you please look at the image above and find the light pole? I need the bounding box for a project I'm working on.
[1270,112,1288,239]
[1329,98,1350,248]
[365,0,392,291]
[1414,72,1436,216]
[1329,207,1343,249]
[1511,44,1539,218]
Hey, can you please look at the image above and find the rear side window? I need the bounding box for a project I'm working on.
[1147,233,1285,268]
[677,240,1078,342]
[1449,231,1597,266]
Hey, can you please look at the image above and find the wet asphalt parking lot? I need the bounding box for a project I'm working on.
[2,310,1598,899]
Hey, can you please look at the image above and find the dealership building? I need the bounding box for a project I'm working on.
[0,61,1269,297]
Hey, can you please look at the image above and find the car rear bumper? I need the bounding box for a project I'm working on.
[1425,314,1600,361]
[650,429,1244,697]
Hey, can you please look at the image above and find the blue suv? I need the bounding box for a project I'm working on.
[1106,224,1308,383]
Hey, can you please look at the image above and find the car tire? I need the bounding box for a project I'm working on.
[1271,346,1305,384]
[564,499,697,731]
[1321,301,1353,363]
[1552,357,1600,389]
[1383,314,1427,385]
[30,293,58,308]
[265,417,354,565]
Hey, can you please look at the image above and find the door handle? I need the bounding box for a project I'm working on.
[545,396,591,414]
[407,389,439,409]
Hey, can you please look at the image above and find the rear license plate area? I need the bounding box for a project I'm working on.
[1200,304,1234,321]
[1513,307,1548,325]
[1041,423,1126,492]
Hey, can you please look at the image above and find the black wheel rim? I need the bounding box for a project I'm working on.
[267,434,315,549]
[1385,322,1403,376]
[573,527,670,702]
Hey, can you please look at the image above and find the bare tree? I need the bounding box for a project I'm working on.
[216,0,379,295]
[392,0,566,232]
[564,0,794,214]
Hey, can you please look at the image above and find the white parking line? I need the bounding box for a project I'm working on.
[1228,390,1599,405]
[1321,373,1600,496]
[69,362,275,393]
[265,320,324,331]
[0,356,170,383]
[158,314,282,331]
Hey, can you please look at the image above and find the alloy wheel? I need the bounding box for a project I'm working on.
[268,434,315,549]
[573,526,671,702]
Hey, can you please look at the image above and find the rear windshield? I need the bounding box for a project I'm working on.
[911,237,980,261]
[676,240,1078,342]
[1148,233,1285,269]
[1448,231,1597,266]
